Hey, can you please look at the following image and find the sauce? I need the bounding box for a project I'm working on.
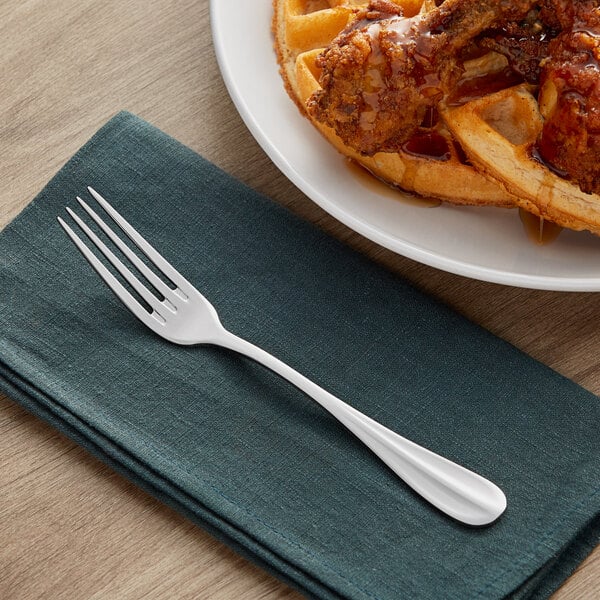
[363,15,444,123]
[447,67,524,106]
[346,160,564,244]
[530,144,570,179]
[402,131,451,161]
[518,208,563,245]
[345,158,441,207]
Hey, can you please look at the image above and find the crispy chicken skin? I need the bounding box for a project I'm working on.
[538,0,600,194]
[307,0,536,155]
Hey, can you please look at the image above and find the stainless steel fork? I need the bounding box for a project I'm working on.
[58,187,506,526]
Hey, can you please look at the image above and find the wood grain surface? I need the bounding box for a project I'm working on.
[0,1,598,598]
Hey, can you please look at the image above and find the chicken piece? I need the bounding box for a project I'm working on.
[538,0,600,194]
[307,0,536,155]
[477,8,557,83]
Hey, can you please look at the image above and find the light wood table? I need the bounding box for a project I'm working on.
[1,1,598,598]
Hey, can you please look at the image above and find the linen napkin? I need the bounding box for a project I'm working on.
[1,112,599,600]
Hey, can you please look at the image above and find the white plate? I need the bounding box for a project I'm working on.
[210,1,600,291]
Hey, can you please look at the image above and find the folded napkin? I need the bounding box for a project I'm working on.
[1,112,599,600]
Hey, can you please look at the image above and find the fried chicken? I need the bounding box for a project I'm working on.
[537,0,600,194]
[307,0,536,155]
[477,7,556,83]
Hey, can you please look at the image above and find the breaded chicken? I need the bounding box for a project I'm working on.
[307,0,536,155]
[538,0,600,194]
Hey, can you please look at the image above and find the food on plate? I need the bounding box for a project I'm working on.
[272,0,600,235]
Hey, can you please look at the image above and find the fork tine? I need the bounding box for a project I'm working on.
[63,207,170,318]
[76,196,179,305]
[88,187,193,299]
[58,217,167,328]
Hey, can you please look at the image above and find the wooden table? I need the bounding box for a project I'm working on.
[1,1,598,598]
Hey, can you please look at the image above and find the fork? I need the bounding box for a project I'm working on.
[58,187,506,526]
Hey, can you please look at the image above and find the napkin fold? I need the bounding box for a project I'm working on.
[1,112,599,600]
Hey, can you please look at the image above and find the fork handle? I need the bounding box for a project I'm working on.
[215,330,506,526]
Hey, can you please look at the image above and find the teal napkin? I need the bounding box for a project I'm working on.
[1,112,599,600]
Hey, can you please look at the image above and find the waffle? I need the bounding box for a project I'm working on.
[272,0,516,207]
[272,0,600,235]
[442,85,600,236]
